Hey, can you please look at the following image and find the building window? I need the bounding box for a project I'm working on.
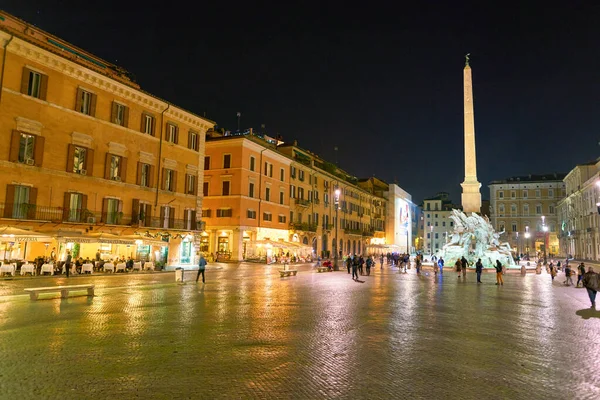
[280,191,284,205]
[203,182,209,196]
[263,213,272,221]
[18,133,35,164]
[499,204,505,215]
[523,204,529,215]
[450,221,454,227]
[111,102,128,127]
[9,185,31,219]
[250,156,255,172]
[427,233,430,239]
[164,169,176,191]
[204,156,210,170]
[535,189,541,198]
[523,190,528,198]
[73,146,87,174]
[434,214,438,218]
[549,189,554,198]
[223,154,231,169]
[109,155,122,181]
[188,131,199,151]
[216,209,232,217]
[185,174,195,195]
[139,163,151,187]
[203,209,212,218]
[511,204,517,214]
[512,223,517,232]
[442,221,446,227]
[247,210,256,219]
[498,191,504,199]
[290,166,296,179]
[280,168,285,181]
[141,113,155,135]
[166,123,178,144]
[105,198,120,224]
[278,215,286,223]
[290,185,296,198]
[499,222,505,232]
[248,182,255,198]
[76,88,96,116]
[435,233,439,239]
[222,181,230,196]
[536,205,542,214]
[22,68,47,99]
[67,193,83,222]
[549,205,555,214]
[265,187,271,201]
[435,222,438,226]
[299,170,305,181]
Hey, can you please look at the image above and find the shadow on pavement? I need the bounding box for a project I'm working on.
[576,308,600,319]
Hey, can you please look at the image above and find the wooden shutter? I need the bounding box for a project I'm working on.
[33,136,45,167]
[27,187,37,220]
[140,113,146,132]
[183,209,189,228]
[81,194,88,222]
[86,148,94,176]
[4,185,15,218]
[191,210,197,230]
[9,130,21,162]
[160,206,165,223]
[20,67,31,94]
[194,176,198,195]
[145,204,152,226]
[161,168,166,190]
[75,88,83,112]
[123,106,129,128]
[89,93,97,117]
[39,74,48,101]
[110,102,118,124]
[101,198,108,223]
[184,174,190,194]
[62,192,71,221]
[66,144,76,172]
[136,162,142,185]
[172,171,178,193]
[104,153,112,179]
[151,116,156,136]
[149,165,155,188]
[169,207,175,228]
[175,126,179,144]
[188,131,192,150]
[120,156,128,182]
[131,199,140,224]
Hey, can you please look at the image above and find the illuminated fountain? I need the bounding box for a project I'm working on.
[439,210,516,268]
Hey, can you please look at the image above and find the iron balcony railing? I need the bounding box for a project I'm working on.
[289,222,317,232]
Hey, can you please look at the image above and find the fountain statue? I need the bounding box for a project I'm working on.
[439,210,516,268]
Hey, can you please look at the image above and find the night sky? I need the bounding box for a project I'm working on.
[4,1,599,204]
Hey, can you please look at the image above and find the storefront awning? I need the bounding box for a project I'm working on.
[0,226,53,242]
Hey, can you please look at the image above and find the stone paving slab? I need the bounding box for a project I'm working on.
[0,264,598,399]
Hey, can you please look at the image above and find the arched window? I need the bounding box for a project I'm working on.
[523,204,529,216]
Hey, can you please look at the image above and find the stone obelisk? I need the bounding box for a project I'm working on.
[461,54,482,213]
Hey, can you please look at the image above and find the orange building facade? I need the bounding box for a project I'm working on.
[0,12,213,267]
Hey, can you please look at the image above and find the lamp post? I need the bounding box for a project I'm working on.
[333,188,340,271]
[542,215,548,264]
[516,231,519,257]
[524,226,530,256]
[430,225,433,257]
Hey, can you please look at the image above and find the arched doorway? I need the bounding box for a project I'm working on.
[302,236,308,245]
[347,240,351,255]
[358,241,361,255]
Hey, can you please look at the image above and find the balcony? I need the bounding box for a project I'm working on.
[294,198,310,207]
[313,199,320,205]
[289,222,317,232]
[362,230,375,237]
[344,228,362,235]
[0,203,198,230]
[373,213,382,219]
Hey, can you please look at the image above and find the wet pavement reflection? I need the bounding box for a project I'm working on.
[0,266,598,399]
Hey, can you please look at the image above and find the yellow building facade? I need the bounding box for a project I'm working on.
[0,12,212,267]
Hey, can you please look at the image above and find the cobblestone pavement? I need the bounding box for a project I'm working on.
[0,264,599,400]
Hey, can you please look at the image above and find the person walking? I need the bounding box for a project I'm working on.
[358,256,365,275]
[352,256,359,280]
[495,260,504,285]
[564,265,574,286]
[576,262,586,288]
[346,255,352,274]
[475,258,483,283]
[380,254,384,269]
[366,256,373,276]
[582,266,598,308]
[550,263,557,281]
[461,256,469,279]
[416,255,422,275]
[196,254,207,283]
[455,258,462,278]
[437,257,444,275]
[64,249,72,278]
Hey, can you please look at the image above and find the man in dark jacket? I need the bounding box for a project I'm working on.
[582,266,598,308]
[475,258,483,283]
[352,255,359,280]
[460,256,469,279]
[65,249,72,278]
[577,263,586,288]
[495,260,503,285]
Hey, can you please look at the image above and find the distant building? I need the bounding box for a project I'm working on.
[420,192,461,255]
[489,174,566,257]
[557,159,600,260]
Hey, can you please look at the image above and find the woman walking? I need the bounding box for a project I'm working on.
[495,260,504,286]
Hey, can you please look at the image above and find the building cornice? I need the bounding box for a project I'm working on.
[0,31,213,130]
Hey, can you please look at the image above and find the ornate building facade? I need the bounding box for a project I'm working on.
[0,12,212,266]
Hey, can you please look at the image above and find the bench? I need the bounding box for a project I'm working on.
[24,284,95,301]
[317,267,331,273]
[279,270,298,277]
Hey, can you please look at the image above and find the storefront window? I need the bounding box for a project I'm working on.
[218,237,229,252]
[136,245,150,261]
[181,240,192,264]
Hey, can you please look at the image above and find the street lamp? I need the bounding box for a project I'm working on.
[429,225,433,257]
[515,231,519,257]
[333,188,341,271]
[524,226,530,255]
[542,215,548,264]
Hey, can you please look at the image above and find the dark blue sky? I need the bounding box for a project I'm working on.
[4,1,599,203]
